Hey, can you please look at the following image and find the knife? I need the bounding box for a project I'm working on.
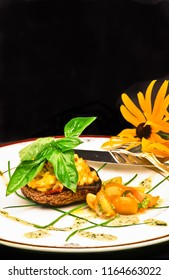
[74,148,169,171]
[74,149,117,163]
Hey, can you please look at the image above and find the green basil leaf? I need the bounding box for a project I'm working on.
[7,116,97,196]
[19,137,54,161]
[46,149,78,192]
[36,145,55,160]
[54,137,83,152]
[64,117,96,138]
[6,161,45,196]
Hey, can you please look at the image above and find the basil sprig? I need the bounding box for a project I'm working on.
[6,116,96,196]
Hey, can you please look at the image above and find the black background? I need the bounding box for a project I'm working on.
[1,0,169,142]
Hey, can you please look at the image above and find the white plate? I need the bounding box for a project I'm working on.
[0,137,169,253]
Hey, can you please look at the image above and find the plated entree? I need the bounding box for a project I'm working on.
[5,79,169,217]
[6,117,102,206]
[1,80,169,249]
[4,116,161,219]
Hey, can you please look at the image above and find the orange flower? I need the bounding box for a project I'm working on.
[102,80,169,157]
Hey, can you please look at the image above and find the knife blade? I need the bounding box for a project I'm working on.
[74,149,119,163]
[74,148,169,172]
[74,148,155,167]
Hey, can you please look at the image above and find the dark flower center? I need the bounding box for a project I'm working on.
[136,123,152,139]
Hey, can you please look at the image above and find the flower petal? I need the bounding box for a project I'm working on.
[120,105,143,127]
[152,80,169,118]
[145,116,169,134]
[101,128,139,150]
[149,132,166,143]
[163,94,169,118]
[137,92,146,113]
[101,139,123,149]
[121,93,145,124]
[144,80,157,114]
[142,138,169,157]
[118,128,136,136]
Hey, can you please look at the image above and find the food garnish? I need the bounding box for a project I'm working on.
[2,173,168,242]
[101,80,169,168]
[86,176,159,218]
[6,116,97,196]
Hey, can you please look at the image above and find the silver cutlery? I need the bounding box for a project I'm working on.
[74,147,169,175]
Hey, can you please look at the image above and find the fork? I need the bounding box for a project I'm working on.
[109,148,169,175]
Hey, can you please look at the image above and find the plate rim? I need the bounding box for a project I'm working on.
[1,233,169,253]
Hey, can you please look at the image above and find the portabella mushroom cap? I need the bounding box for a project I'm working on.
[21,167,102,207]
